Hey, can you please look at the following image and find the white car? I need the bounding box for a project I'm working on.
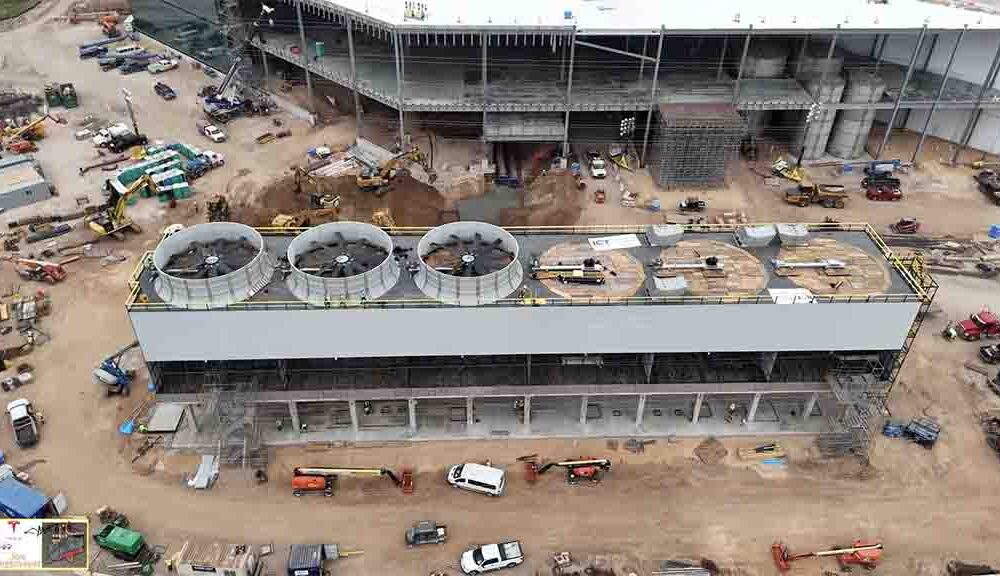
[201,149,225,167]
[461,542,524,575]
[201,124,226,143]
[7,399,39,448]
[147,58,178,74]
[589,157,607,179]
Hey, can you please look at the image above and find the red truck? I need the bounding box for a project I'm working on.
[957,309,1000,340]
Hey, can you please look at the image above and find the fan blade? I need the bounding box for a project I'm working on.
[446,234,461,247]
[475,232,484,245]
[473,259,487,276]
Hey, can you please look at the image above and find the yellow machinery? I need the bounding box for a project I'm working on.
[772,157,804,183]
[357,147,437,193]
[3,114,63,142]
[88,175,158,238]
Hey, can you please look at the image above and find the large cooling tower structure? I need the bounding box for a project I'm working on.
[286,221,400,303]
[415,221,523,306]
[152,222,275,309]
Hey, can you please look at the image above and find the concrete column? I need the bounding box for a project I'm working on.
[691,393,704,424]
[716,36,727,80]
[732,26,753,104]
[795,34,810,76]
[640,35,648,79]
[186,405,200,432]
[348,400,359,436]
[640,26,665,167]
[408,398,417,434]
[643,353,654,383]
[482,32,488,139]
[522,395,531,431]
[346,16,363,131]
[466,396,474,428]
[580,395,589,426]
[562,29,576,157]
[635,394,647,429]
[747,393,762,422]
[803,392,819,421]
[874,33,888,74]
[393,31,405,145]
[952,32,1000,165]
[818,27,840,90]
[559,40,566,82]
[261,47,270,92]
[294,0,315,114]
[914,27,966,163]
[288,400,301,432]
[877,25,927,159]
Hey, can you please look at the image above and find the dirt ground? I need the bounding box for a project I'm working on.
[5,3,1000,576]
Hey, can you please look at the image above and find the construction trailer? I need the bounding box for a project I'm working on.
[0,155,54,211]
[129,0,1000,182]
[126,221,934,456]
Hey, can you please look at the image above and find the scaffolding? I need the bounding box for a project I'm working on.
[648,103,746,188]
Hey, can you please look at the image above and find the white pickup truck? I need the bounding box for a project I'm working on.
[461,541,523,575]
[6,399,39,448]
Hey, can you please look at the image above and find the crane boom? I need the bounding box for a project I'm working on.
[211,4,273,99]
[293,467,402,485]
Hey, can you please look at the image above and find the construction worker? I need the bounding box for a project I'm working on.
[725,402,739,423]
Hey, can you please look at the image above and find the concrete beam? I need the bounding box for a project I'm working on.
[261,47,270,92]
[348,399,359,435]
[692,393,704,424]
[294,0,315,114]
[803,392,818,421]
[952,32,1000,164]
[288,400,301,432]
[158,380,834,405]
[747,393,762,422]
[523,395,531,431]
[914,27,966,164]
[635,394,647,429]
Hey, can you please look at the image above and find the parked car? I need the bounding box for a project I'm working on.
[958,309,1000,341]
[981,344,1000,364]
[98,56,124,71]
[118,60,147,75]
[447,462,505,496]
[153,81,176,100]
[198,122,226,143]
[200,149,225,167]
[460,541,523,575]
[405,521,447,546]
[147,58,178,74]
[6,399,39,448]
[589,155,607,179]
[79,45,108,59]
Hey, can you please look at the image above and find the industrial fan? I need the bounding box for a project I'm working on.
[424,232,515,277]
[295,232,389,277]
[163,238,258,278]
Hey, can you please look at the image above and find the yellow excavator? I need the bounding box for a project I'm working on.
[357,147,437,194]
[88,174,158,238]
[3,114,65,153]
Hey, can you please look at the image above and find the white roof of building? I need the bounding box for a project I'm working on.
[328,0,1000,31]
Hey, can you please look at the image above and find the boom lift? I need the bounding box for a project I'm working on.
[202,4,274,122]
[2,114,65,152]
[7,257,67,284]
[93,341,140,396]
[291,467,404,496]
[357,147,437,194]
[772,540,883,572]
[88,175,158,238]
[531,458,612,484]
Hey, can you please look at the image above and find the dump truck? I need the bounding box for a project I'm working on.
[785,183,848,208]
[94,524,147,560]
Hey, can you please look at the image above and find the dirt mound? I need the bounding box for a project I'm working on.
[228,172,447,228]
[501,171,582,227]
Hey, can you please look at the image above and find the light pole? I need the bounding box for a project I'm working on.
[122,88,139,136]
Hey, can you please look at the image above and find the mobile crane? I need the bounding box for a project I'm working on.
[87,175,159,239]
[202,4,274,122]
[357,147,437,194]
[291,466,408,496]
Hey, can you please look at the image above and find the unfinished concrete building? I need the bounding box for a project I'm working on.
[132,0,1000,184]
[127,221,935,450]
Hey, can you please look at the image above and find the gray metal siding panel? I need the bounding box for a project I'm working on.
[0,181,49,211]
[130,302,921,362]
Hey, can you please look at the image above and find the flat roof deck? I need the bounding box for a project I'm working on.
[128,223,924,311]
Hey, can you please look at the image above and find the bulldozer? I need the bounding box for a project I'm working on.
[784,183,848,208]
[357,147,437,195]
[87,175,158,239]
[271,204,341,229]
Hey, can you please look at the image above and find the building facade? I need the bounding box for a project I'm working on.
[127,221,935,452]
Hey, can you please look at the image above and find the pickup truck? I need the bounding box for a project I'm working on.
[6,399,39,447]
[958,309,1000,341]
[461,541,523,574]
[405,521,446,546]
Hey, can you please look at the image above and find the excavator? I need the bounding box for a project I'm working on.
[87,174,158,239]
[291,466,411,496]
[357,147,437,194]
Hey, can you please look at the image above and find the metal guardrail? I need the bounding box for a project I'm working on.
[125,222,932,311]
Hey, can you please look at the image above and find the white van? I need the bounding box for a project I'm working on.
[115,44,143,55]
[447,463,505,496]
